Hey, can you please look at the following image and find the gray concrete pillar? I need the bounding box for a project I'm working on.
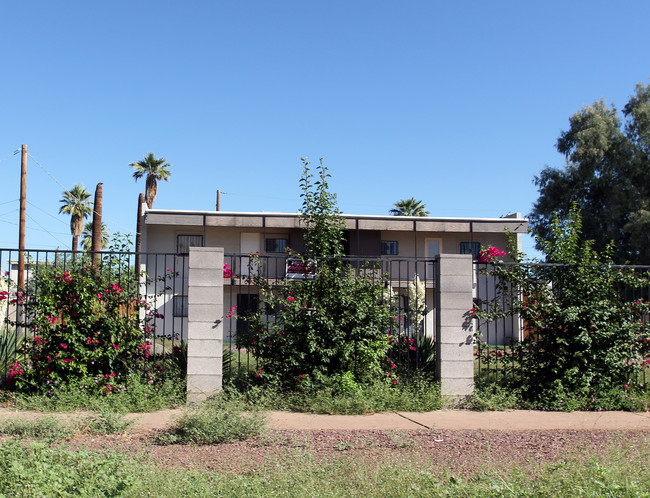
[435,254,474,398]
[186,247,224,403]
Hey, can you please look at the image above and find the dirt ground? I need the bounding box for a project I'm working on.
[3,408,646,476]
[58,428,650,477]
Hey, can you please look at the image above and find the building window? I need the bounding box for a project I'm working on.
[460,241,481,260]
[265,238,288,253]
[173,295,188,317]
[381,241,399,255]
[177,235,203,254]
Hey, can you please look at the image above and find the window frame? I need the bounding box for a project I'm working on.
[173,295,188,317]
[381,240,399,256]
[177,234,204,255]
[460,241,481,260]
[265,238,288,253]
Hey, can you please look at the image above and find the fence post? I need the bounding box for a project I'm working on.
[186,247,224,404]
[435,254,474,398]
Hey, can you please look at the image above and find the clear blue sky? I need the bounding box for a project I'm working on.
[1,1,648,257]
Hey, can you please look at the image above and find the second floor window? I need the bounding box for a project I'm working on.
[381,241,399,255]
[265,238,288,253]
[460,241,481,260]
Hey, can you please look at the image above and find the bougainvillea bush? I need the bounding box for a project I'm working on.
[474,206,650,409]
[6,255,184,398]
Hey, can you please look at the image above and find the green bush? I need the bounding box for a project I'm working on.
[5,247,185,400]
[236,159,395,389]
[475,205,650,408]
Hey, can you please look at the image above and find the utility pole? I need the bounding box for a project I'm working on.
[18,144,27,292]
[216,190,221,211]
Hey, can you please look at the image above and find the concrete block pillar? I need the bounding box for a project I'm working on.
[186,247,224,404]
[435,254,474,398]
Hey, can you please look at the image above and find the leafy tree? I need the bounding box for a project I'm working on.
[59,184,93,252]
[129,153,172,209]
[530,82,650,263]
[81,221,109,251]
[389,198,429,217]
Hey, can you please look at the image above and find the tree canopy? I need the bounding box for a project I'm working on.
[389,198,429,217]
[59,184,92,252]
[129,153,171,209]
[530,82,650,263]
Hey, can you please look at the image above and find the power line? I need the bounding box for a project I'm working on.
[26,213,68,246]
[0,199,19,207]
[27,153,135,235]
[27,153,67,190]
[26,200,68,226]
[0,150,19,165]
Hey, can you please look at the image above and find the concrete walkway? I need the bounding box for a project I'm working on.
[2,408,649,433]
[263,409,650,431]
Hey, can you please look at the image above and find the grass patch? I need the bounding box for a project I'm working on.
[0,415,76,442]
[80,410,134,436]
[159,398,266,445]
[0,438,649,496]
[0,375,185,413]
[221,379,442,415]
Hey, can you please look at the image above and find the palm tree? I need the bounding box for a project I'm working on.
[390,198,429,217]
[59,184,93,251]
[129,153,172,208]
[81,221,109,251]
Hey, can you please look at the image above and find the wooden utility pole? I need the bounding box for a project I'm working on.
[216,190,221,211]
[18,144,27,292]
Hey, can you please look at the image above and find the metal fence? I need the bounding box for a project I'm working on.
[473,261,650,387]
[0,248,187,384]
[222,254,438,382]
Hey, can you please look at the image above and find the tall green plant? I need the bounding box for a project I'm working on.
[475,206,650,404]
[238,159,394,389]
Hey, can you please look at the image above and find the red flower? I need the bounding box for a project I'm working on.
[112,344,120,350]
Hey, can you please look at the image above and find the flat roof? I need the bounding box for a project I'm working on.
[143,209,528,233]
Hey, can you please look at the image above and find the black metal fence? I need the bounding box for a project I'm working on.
[0,248,187,384]
[473,262,650,388]
[222,254,438,383]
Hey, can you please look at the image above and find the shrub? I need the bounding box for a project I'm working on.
[475,205,650,407]
[160,400,266,444]
[6,248,185,398]
[236,159,395,389]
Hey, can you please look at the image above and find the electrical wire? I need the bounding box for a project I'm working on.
[25,213,68,246]
[27,153,136,235]
[0,150,19,165]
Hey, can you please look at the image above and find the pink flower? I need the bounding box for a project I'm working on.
[60,343,67,349]
[112,344,120,350]
[287,296,295,302]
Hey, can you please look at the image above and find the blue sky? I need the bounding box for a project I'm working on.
[1,1,648,256]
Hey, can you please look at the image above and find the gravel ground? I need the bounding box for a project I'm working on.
[59,428,650,477]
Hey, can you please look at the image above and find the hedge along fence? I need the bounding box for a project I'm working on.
[220,253,438,389]
[473,261,650,391]
[0,248,188,395]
